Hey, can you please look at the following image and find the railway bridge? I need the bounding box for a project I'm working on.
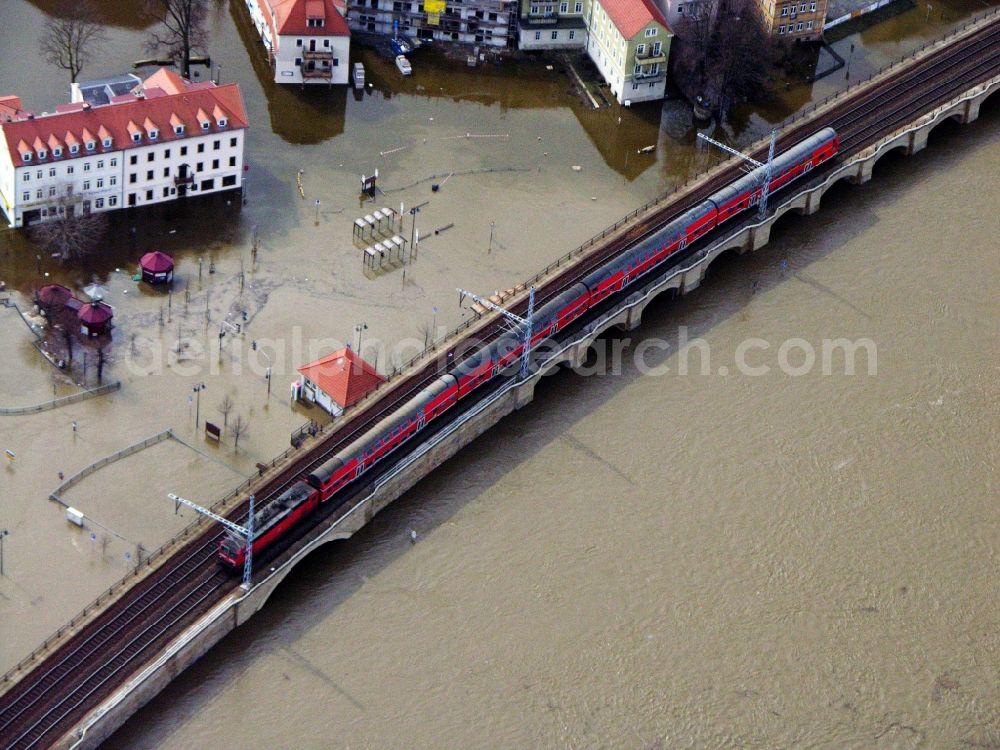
[1,9,999,750]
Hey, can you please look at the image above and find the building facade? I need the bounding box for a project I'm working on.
[583,0,672,104]
[245,0,352,84]
[0,69,248,229]
[755,0,825,39]
[517,0,587,50]
[347,0,519,49]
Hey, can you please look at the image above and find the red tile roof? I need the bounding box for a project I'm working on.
[139,250,174,273]
[298,347,385,409]
[258,0,350,38]
[0,68,248,166]
[600,0,671,39]
[77,301,113,325]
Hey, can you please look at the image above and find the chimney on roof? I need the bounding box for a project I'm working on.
[82,103,90,110]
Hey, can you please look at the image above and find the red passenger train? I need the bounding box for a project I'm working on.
[219,127,840,570]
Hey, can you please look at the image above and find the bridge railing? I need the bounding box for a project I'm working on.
[4,5,999,692]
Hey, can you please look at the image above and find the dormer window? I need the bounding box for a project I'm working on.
[70,144,79,154]
[175,124,184,134]
[149,129,158,140]
[86,141,96,151]
[53,147,63,157]
[22,152,31,162]
[132,132,141,143]
[37,149,47,159]
[217,117,227,128]
[103,138,112,147]
[201,120,209,130]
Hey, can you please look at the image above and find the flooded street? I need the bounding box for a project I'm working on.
[107,86,999,750]
[0,0,996,746]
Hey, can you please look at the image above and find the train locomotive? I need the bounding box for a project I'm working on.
[219,127,840,570]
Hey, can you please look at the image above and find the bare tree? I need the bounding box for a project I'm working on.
[230,415,249,452]
[672,0,773,117]
[39,1,107,84]
[146,0,209,79]
[59,323,75,365]
[29,188,108,263]
[216,394,234,428]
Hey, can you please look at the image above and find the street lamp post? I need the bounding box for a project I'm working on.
[488,221,495,254]
[193,383,206,428]
[431,306,438,344]
[0,529,8,576]
[252,341,272,398]
[354,323,368,354]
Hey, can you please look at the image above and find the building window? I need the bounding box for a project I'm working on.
[164,149,171,159]
[569,29,575,39]
[230,137,237,147]
[49,167,56,177]
[574,1,581,10]
[22,173,28,182]
[778,24,785,32]
[130,174,137,184]
[38,149,48,159]
[212,159,219,169]
[163,187,170,197]
[83,163,90,172]
[652,41,661,55]
[146,189,153,200]
[149,129,158,140]
[637,43,645,55]
[222,174,237,187]
[67,166,74,175]
[198,143,205,153]
[70,145,79,154]
[632,83,639,90]
[110,176,116,186]
[644,27,656,36]
[197,162,204,172]
[54,147,63,157]
[175,124,184,135]
[95,198,104,208]
[559,1,567,10]
[781,5,788,14]
[36,189,43,199]
[551,30,558,39]
[534,31,541,39]
[145,170,152,180]
[332,58,339,66]
[82,180,90,190]
[530,4,538,11]
[200,178,215,191]
[797,21,803,29]
[131,133,140,143]
[807,19,813,27]
[297,38,303,45]
[97,160,103,169]
[148,152,155,162]
[103,138,112,147]
[164,167,170,177]
[49,186,56,197]
[22,191,29,201]
[180,146,188,156]
[130,155,137,165]
[109,196,117,207]
[96,178,104,188]
[22,153,31,163]
[324,39,330,47]
[213,140,220,150]
[110,158,117,167]
[229,156,236,167]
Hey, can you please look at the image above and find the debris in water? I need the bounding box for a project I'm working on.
[572,165,582,172]
[409,529,417,543]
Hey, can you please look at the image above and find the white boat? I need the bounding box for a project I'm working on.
[353,62,365,88]
[395,55,412,76]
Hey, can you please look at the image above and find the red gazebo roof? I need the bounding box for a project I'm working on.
[139,250,174,273]
[77,301,113,324]
[37,284,73,306]
[298,347,385,409]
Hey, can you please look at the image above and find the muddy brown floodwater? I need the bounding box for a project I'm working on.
[104,82,1000,750]
[0,0,996,746]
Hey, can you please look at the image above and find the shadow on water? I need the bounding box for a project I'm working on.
[0,192,245,295]
[23,0,158,30]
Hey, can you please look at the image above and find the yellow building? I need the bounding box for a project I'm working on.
[756,0,826,40]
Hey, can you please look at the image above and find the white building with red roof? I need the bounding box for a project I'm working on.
[297,347,386,416]
[244,0,351,85]
[0,68,248,228]
[584,0,672,104]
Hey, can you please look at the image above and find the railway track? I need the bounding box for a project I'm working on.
[2,16,999,749]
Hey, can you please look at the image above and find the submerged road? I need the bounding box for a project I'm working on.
[1,10,1000,749]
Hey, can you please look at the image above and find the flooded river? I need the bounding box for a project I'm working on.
[105,84,1000,750]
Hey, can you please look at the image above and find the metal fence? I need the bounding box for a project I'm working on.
[0,382,121,417]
